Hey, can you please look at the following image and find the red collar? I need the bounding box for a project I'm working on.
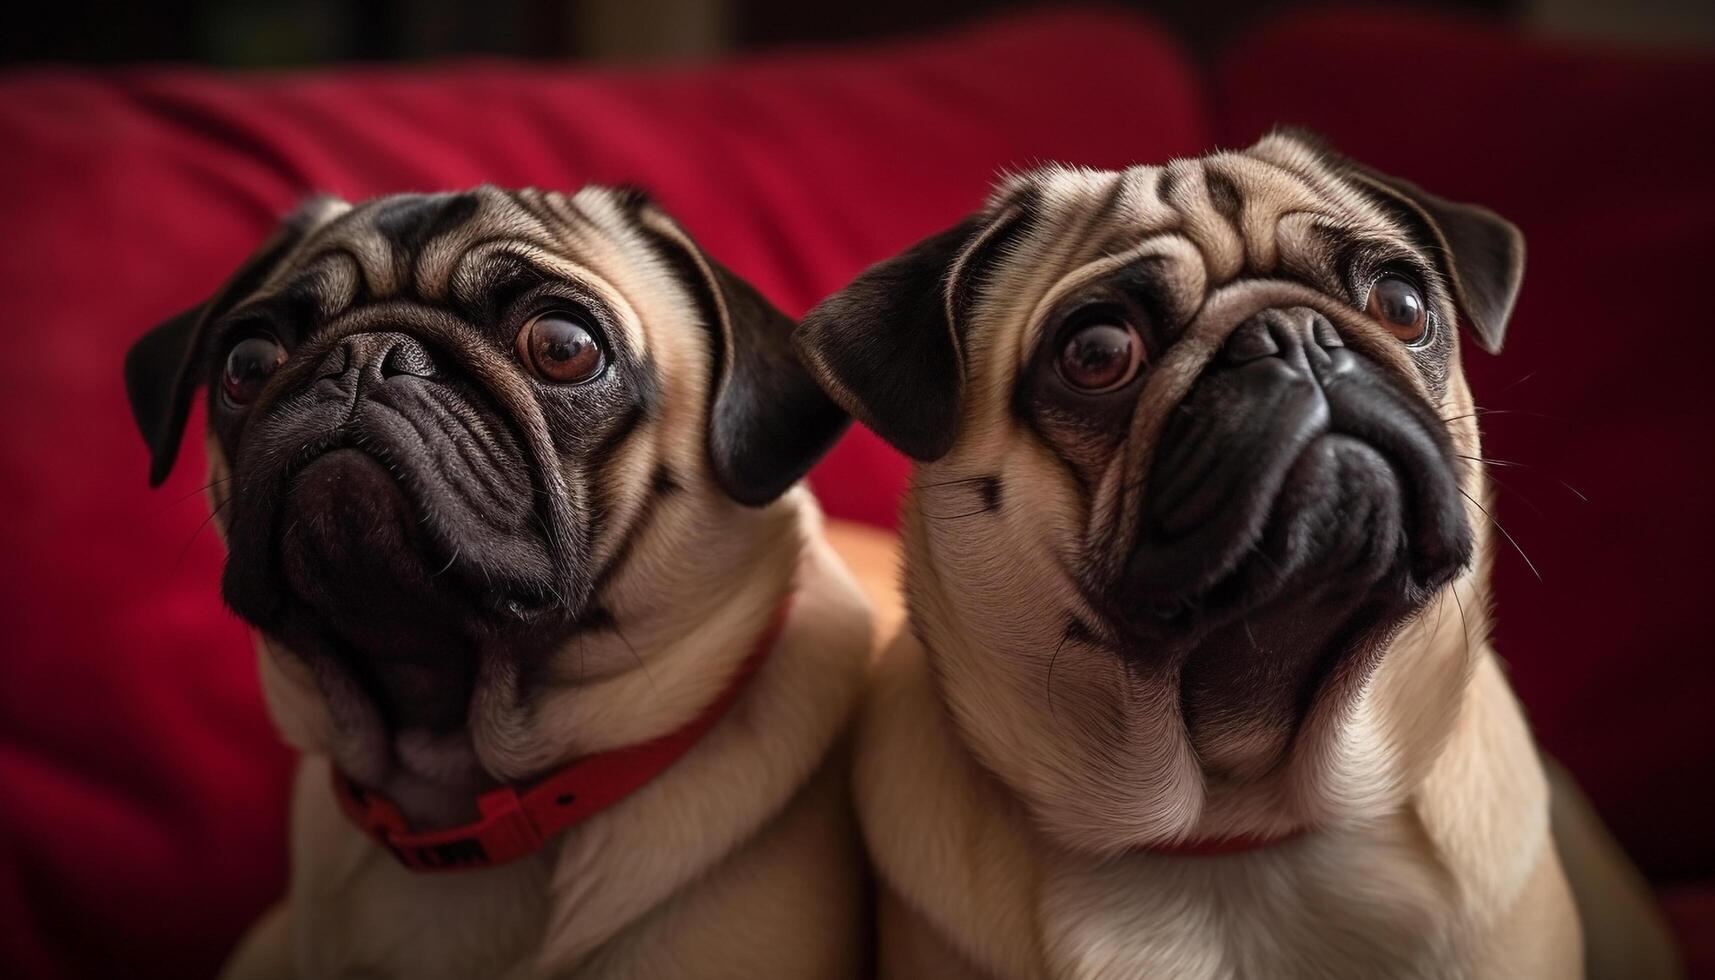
[333,595,792,872]
[1138,828,1307,858]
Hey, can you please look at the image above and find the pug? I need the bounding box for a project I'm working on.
[124,186,872,979]
[794,132,1679,979]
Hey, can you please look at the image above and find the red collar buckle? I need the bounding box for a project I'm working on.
[334,777,544,871]
[333,594,792,873]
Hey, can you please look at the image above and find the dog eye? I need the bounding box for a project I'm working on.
[519,311,604,384]
[1058,321,1143,392]
[221,335,287,405]
[1366,274,1428,343]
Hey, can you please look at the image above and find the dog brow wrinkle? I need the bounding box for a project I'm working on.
[375,192,482,293]
[503,188,560,237]
[1155,166,1177,203]
[1205,169,1243,227]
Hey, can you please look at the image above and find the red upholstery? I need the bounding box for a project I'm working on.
[2,7,1710,978]
[1218,0,1715,890]
[1218,14,1715,973]
[0,12,1206,979]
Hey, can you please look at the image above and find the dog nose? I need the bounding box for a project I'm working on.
[317,332,439,386]
[1222,307,1344,380]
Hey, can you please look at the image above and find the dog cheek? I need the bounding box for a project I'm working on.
[253,636,337,754]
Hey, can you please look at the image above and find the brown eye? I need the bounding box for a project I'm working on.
[519,312,604,383]
[221,335,287,405]
[1367,274,1428,343]
[1058,321,1143,392]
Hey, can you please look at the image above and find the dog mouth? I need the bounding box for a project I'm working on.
[278,443,557,620]
[1127,417,1464,629]
[1116,308,1473,643]
[227,406,560,618]
[220,389,567,735]
[280,428,558,616]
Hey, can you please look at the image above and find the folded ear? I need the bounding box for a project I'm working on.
[1347,168,1525,354]
[124,196,343,486]
[792,192,1035,462]
[631,200,850,506]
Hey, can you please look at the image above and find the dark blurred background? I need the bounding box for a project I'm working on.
[5,0,1711,66]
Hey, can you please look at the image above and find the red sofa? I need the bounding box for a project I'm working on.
[2,8,1710,977]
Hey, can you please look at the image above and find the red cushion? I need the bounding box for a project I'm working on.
[0,12,1207,978]
[1218,8,1715,884]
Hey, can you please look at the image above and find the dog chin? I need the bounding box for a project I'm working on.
[219,420,570,735]
[219,388,565,621]
[1115,442,1425,643]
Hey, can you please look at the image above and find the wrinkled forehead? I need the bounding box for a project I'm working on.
[244,185,679,350]
[982,137,1428,348]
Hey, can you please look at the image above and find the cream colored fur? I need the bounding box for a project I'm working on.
[851,137,1671,978]
[203,188,872,978]
[229,508,870,979]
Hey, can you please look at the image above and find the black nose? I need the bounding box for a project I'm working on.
[1222,307,1345,383]
[317,332,439,387]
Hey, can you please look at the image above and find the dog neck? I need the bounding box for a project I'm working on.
[256,489,811,830]
[903,494,1497,855]
[329,591,793,871]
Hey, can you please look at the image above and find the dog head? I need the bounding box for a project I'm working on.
[127,186,846,821]
[796,132,1523,847]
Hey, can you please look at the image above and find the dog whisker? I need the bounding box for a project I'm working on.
[1448,580,1474,656]
[1454,453,1524,468]
[612,622,656,692]
[1496,370,1539,394]
[1441,406,1561,424]
[915,475,994,491]
[1045,625,1070,731]
[1458,487,1541,582]
[181,473,236,501]
[151,473,238,518]
[920,506,996,521]
[174,495,232,571]
[1454,453,1588,503]
[432,547,461,579]
[1479,470,1544,519]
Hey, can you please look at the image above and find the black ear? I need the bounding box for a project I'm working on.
[124,197,339,486]
[632,201,851,507]
[1348,168,1525,354]
[793,193,1035,462]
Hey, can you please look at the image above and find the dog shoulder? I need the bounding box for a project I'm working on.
[570,755,869,979]
[877,881,1002,980]
[852,631,1046,980]
[791,500,880,676]
[1413,652,1586,974]
[1414,653,1557,906]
